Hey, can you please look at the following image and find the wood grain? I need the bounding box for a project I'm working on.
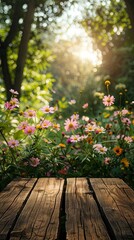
[1,177,134,240]
[10,178,64,240]
[90,178,134,240]
[65,178,110,240]
[0,178,37,240]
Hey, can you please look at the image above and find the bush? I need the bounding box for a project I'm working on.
[0,84,134,188]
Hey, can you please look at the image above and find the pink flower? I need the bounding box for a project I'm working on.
[82,116,89,122]
[30,157,40,167]
[10,98,19,108]
[9,89,19,95]
[4,102,12,110]
[66,138,71,144]
[64,118,79,132]
[82,103,88,109]
[114,109,129,117]
[24,110,36,118]
[5,98,19,110]
[104,157,111,165]
[70,135,81,143]
[93,143,102,150]
[121,109,129,116]
[85,123,96,132]
[68,99,76,105]
[102,95,115,106]
[113,111,120,117]
[53,123,60,131]
[116,134,124,140]
[41,106,55,114]
[94,126,105,134]
[93,143,107,154]
[24,126,36,135]
[80,135,88,140]
[124,136,133,143]
[8,139,19,148]
[121,118,131,126]
[41,120,52,129]
[18,121,28,130]
[71,114,79,120]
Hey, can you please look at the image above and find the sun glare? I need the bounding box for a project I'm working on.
[76,46,102,66]
[54,2,103,66]
[70,35,102,66]
[56,23,102,66]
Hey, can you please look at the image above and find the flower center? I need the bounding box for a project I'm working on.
[69,123,74,128]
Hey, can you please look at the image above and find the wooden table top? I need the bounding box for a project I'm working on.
[0,178,134,240]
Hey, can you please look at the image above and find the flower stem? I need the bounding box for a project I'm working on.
[106,85,109,95]
[0,130,16,164]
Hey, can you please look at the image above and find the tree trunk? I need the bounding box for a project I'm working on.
[14,0,36,98]
[0,0,24,100]
[124,0,134,39]
[0,43,13,100]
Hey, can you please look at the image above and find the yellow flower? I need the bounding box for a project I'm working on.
[121,158,129,168]
[36,124,42,129]
[105,80,111,86]
[113,146,123,156]
[103,112,110,118]
[43,138,52,144]
[59,143,66,148]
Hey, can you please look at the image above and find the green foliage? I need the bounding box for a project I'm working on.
[96,45,134,105]
[0,0,134,190]
[82,0,131,51]
[0,87,134,189]
[80,0,134,106]
[20,36,56,108]
[0,0,72,100]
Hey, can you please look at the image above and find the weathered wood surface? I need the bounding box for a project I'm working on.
[0,178,37,239]
[10,178,64,240]
[0,178,134,240]
[90,178,134,240]
[65,178,110,240]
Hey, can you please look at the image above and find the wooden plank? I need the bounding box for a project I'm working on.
[65,178,110,240]
[0,178,37,240]
[10,178,64,240]
[90,178,134,240]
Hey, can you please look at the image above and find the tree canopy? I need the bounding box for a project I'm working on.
[0,0,134,105]
[0,0,70,100]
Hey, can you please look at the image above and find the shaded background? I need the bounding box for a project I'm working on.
[0,0,134,116]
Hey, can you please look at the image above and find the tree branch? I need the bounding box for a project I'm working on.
[4,0,25,48]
